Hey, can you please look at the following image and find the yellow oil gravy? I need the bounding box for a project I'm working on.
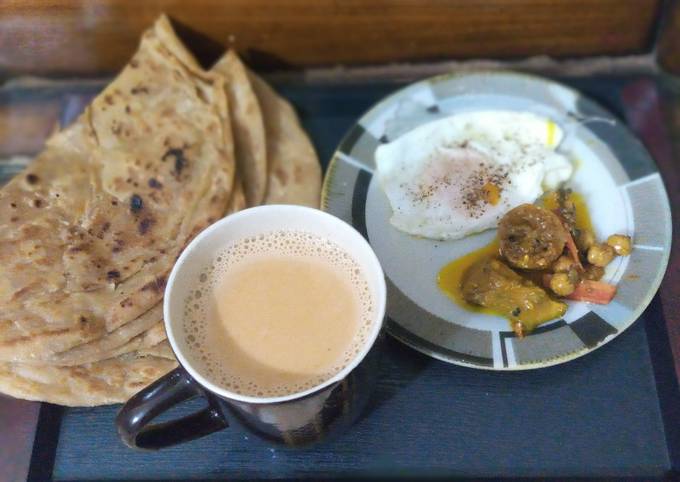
[541,190,593,233]
[437,191,593,324]
[437,239,500,315]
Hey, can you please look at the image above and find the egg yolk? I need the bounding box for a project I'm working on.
[547,120,556,147]
[482,182,501,206]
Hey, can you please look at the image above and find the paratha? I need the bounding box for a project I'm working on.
[22,304,164,367]
[212,50,268,207]
[0,22,324,406]
[225,172,248,215]
[211,50,320,207]
[0,349,177,406]
[137,339,175,360]
[247,70,321,207]
[0,15,236,363]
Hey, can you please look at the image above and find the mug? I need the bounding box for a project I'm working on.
[116,205,387,449]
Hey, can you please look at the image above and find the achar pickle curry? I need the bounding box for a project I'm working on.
[438,189,632,337]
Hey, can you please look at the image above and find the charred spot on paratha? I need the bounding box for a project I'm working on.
[130,85,149,95]
[147,178,162,189]
[161,148,188,177]
[141,276,166,293]
[138,217,155,235]
[129,194,143,213]
[112,238,125,253]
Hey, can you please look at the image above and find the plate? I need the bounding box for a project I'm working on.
[321,71,672,370]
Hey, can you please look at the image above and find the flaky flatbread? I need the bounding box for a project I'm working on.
[0,15,235,363]
[0,22,324,407]
[225,172,248,215]
[137,339,175,360]
[0,349,177,406]
[247,71,321,207]
[212,50,267,207]
[211,50,320,208]
[20,305,164,366]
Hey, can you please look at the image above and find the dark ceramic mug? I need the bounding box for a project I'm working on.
[116,206,387,449]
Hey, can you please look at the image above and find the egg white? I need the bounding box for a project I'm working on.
[375,110,572,240]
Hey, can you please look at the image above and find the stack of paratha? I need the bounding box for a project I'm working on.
[0,15,321,406]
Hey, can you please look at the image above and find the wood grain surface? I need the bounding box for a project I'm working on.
[0,0,662,76]
[658,0,680,74]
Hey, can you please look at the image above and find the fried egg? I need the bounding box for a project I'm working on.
[375,110,572,240]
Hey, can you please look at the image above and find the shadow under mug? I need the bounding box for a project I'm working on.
[116,205,387,449]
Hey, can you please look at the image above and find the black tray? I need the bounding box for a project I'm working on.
[12,75,680,481]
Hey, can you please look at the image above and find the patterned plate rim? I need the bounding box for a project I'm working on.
[321,70,672,370]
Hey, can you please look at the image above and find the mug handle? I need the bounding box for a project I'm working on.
[116,367,228,449]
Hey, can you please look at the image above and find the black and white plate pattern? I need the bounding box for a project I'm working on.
[322,72,672,370]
